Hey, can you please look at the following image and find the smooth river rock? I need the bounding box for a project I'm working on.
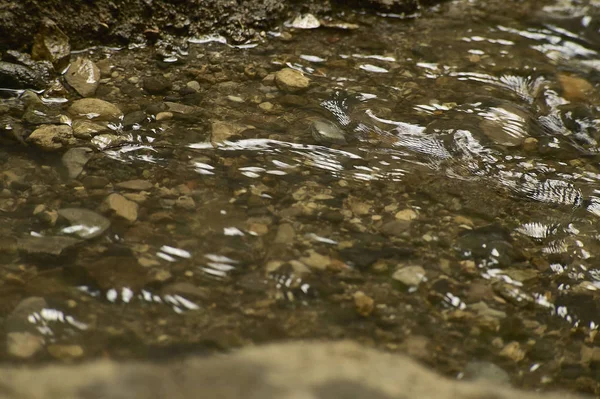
[57,208,111,239]
[275,68,310,93]
[69,98,123,121]
[26,124,74,151]
[0,341,587,399]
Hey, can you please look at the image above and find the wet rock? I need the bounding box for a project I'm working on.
[31,18,70,69]
[69,98,123,121]
[47,344,84,360]
[186,80,201,92]
[0,341,584,399]
[26,124,74,151]
[65,57,101,97]
[23,104,64,125]
[580,346,600,365]
[57,208,111,239]
[470,301,506,320]
[72,120,108,138]
[353,291,374,317]
[258,101,274,112]
[156,111,173,121]
[400,335,431,361]
[17,236,81,257]
[116,179,153,191]
[522,137,538,152]
[96,59,113,78]
[558,73,594,102]
[211,121,248,145]
[274,223,295,244]
[392,265,426,287]
[395,209,418,221]
[82,176,110,189]
[379,220,411,236]
[499,341,526,362]
[6,332,45,359]
[122,110,147,127]
[61,147,93,179]
[165,102,200,115]
[143,76,172,94]
[176,196,196,211]
[6,297,48,332]
[463,361,511,385]
[33,206,58,226]
[299,249,332,270]
[100,193,139,222]
[0,61,46,89]
[290,13,321,29]
[311,119,347,144]
[275,68,310,93]
[5,50,54,83]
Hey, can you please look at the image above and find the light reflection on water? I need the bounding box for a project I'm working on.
[7,0,600,373]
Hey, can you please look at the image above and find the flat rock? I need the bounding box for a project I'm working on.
[61,147,93,179]
[100,193,139,222]
[0,341,585,399]
[17,236,81,257]
[72,120,108,138]
[115,179,153,191]
[57,208,111,239]
[210,120,249,145]
[392,265,426,287]
[26,124,74,151]
[275,68,310,93]
[65,57,101,97]
[69,98,123,121]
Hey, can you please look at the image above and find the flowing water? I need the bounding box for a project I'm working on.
[2,0,600,394]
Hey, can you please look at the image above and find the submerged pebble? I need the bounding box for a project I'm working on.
[275,68,310,93]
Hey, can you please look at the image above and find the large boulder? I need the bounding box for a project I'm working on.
[0,341,587,399]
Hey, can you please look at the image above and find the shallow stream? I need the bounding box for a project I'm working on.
[2,0,600,394]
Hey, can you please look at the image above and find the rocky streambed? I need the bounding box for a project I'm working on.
[2,0,600,397]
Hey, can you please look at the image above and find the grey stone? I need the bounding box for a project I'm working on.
[380,220,411,236]
[57,208,111,239]
[17,236,81,257]
[72,119,108,138]
[61,147,93,179]
[65,57,101,97]
[0,61,46,90]
[311,119,346,144]
[0,341,586,399]
[122,110,147,126]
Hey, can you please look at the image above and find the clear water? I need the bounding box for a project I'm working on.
[2,0,600,394]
